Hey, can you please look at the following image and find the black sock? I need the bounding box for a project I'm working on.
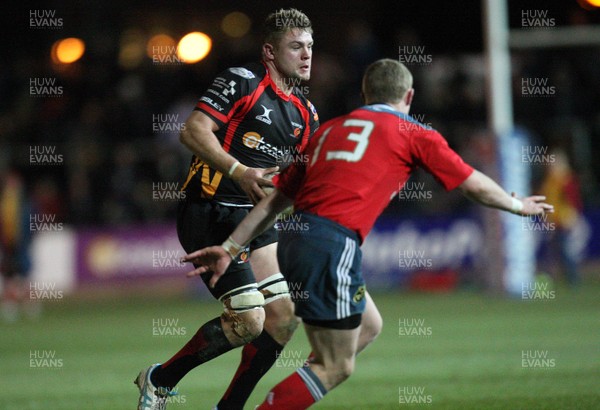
[217,330,284,410]
[151,317,234,389]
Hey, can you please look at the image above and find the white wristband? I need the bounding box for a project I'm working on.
[228,161,241,177]
[228,161,248,180]
[222,236,243,259]
[511,197,524,214]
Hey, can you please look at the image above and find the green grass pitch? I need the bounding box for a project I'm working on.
[3,284,599,409]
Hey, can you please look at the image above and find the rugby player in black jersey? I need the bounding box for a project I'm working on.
[135,8,322,410]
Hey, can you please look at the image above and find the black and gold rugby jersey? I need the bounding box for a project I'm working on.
[181,62,319,206]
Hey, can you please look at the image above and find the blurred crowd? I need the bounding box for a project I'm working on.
[1,4,599,227]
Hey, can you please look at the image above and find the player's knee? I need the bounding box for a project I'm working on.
[259,274,300,343]
[222,308,265,345]
[328,358,355,387]
[340,358,355,380]
[263,298,300,343]
[235,309,265,340]
[221,287,266,344]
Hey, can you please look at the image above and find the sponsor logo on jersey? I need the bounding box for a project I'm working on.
[308,100,318,121]
[290,121,304,138]
[241,131,286,159]
[255,104,274,125]
[222,80,237,96]
[200,96,223,112]
[353,285,366,303]
[238,250,250,263]
[242,132,263,149]
[207,88,230,104]
[229,67,256,79]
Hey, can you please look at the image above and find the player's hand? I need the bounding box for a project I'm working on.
[181,246,232,288]
[235,166,279,204]
[512,192,554,216]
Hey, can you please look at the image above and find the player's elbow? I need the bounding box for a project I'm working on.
[179,125,193,149]
[180,119,218,158]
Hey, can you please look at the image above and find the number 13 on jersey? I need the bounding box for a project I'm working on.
[311,119,375,166]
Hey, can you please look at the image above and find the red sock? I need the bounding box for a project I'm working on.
[257,367,327,409]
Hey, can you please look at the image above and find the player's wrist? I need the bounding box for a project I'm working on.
[228,161,248,181]
[221,236,243,259]
[510,197,524,215]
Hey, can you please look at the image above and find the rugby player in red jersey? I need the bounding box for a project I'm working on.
[135,8,321,410]
[182,59,554,409]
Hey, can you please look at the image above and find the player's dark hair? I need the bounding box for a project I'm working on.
[362,59,413,104]
[263,8,313,45]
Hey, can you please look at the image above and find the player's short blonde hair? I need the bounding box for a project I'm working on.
[362,59,413,104]
[263,8,313,46]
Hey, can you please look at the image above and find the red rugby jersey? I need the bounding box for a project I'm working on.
[276,104,474,243]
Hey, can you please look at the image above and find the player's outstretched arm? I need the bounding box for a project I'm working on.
[182,188,293,287]
[180,110,278,203]
[458,170,554,216]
